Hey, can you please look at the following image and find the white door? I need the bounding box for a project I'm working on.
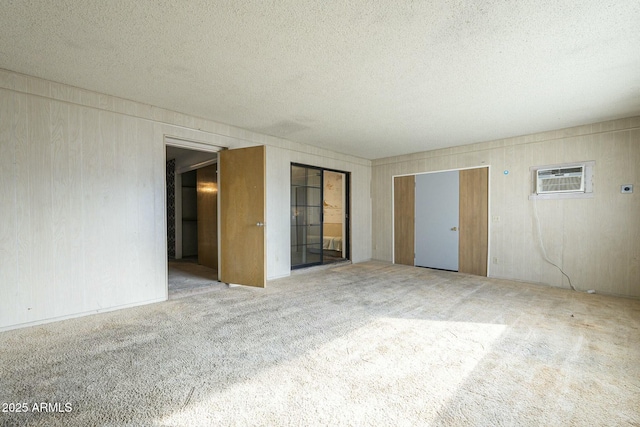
[415,171,459,271]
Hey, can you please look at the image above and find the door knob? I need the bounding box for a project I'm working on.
[256,222,264,227]
[450,226,457,231]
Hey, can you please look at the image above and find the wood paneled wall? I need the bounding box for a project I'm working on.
[372,117,640,298]
[0,69,372,330]
[0,85,166,330]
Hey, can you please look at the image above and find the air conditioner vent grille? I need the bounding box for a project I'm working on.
[530,161,594,199]
[536,165,585,194]
[539,176,582,192]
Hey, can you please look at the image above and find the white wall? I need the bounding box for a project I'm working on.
[372,117,640,298]
[266,146,372,279]
[0,69,372,330]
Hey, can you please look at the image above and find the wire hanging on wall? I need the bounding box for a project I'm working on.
[532,198,577,291]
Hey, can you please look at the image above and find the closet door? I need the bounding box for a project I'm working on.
[393,176,415,266]
[415,171,459,271]
[393,168,488,276]
[459,168,488,276]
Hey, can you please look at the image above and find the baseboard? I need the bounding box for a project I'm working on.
[0,297,168,332]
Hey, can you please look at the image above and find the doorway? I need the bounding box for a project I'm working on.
[291,164,350,269]
[165,144,220,297]
[165,140,268,290]
[393,167,489,276]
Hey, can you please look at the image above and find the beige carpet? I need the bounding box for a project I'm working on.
[167,259,225,299]
[1,261,639,426]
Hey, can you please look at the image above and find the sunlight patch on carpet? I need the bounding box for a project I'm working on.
[157,318,507,425]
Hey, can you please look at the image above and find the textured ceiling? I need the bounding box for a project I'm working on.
[1,1,639,159]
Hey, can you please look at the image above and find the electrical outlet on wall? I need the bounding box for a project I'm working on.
[621,184,633,194]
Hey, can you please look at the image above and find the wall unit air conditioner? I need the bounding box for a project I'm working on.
[536,166,585,194]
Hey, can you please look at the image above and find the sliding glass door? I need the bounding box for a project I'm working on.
[291,165,323,268]
[291,164,350,269]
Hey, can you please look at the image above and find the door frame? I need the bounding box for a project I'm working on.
[164,135,226,294]
[391,165,491,275]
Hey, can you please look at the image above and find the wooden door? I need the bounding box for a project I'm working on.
[459,167,488,276]
[197,163,218,271]
[415,171,459,271]
[219,146,266,287]
[393,175,415,265]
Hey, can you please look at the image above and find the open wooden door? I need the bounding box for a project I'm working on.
[219,146,266,287]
